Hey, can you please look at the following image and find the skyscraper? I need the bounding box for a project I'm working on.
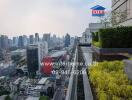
[8,39,13,48]
[29,35,34,44]
[23,35,28,46]
[35,33,39,43]
[0,35,9,49]
[43,33,51,48]
[13,37,18,47]
[18,36,24,48]
[27,42,48,77]
[0,36,1,49]
[43,33,50,42]
[27,45,39,77]
[64,33,70,47]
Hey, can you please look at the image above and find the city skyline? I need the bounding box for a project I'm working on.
[0,0,111,38]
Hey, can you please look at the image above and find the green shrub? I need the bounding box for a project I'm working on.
[89,61,132,100]
[92,41,101,47]
[39,96,49,100]
[98,26,132,48]
[92,32,99,42]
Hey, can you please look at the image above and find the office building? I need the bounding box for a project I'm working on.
[0,36,1,48]
[27,42,48,76]
[112,0,132,26]
[35,33,39,43]
[64,33,70,47]
[0,35,9,49]
[42,33,51,46]
[23,35,28,46]
[43,33,50,42]
[43,33,51,47]
[18,36,24,48]
[29,35,34,44]
[8,39,13,48]
[13,37,18,47]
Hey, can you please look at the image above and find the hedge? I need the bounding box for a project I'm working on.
[92,32,99,42]
[93,26,132,48]
[39,96,49,100]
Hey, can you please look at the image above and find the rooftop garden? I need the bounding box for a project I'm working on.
[89,61,132,100]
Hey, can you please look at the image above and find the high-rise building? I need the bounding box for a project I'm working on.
[0,36,1,48]
[43,33,51,48]
[27,45,39,77]
[29,35,34,44]
[43,33,50,41]
[0,35,9,49]
[27,42,48,77]
[70,37,75,46]
[35,33,39,43]
[18,36,24,48]
[112,0,132,26]
[23,35,28,46]
[64,33,70,47]
[8,39,13,48]
[13,37,18,47]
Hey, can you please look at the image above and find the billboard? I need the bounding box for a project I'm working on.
[41,57,53,75]
[91,5,106,17]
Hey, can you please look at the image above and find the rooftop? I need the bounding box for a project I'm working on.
[26,96,39,100]
[38,77,49,85]
[50,50,66,58]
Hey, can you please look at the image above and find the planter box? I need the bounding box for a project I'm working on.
[92,46,132,55]
[124,60,132,80]
[92,46,130,61]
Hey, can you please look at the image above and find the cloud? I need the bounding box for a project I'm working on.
[0,0,111,37]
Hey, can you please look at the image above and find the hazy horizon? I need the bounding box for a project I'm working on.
[0,0,111,38]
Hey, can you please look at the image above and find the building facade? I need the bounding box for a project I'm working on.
[64,33,70,47]
[29,35,34,44]
[13,37,18,47]
[89,23,108,33]
[80,23,108,45]
[43,33,51,47]
[27,42,48,77]
[18,36,24,48]
[0,35,9,49]
[80,28,92,45]
[35,33,39,43]
[112,0,132,26]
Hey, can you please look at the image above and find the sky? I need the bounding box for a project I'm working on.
[0,0,111,38]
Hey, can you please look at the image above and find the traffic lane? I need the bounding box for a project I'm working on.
[53,87,64,100]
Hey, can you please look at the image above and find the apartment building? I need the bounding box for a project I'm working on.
[112,0,132,26]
